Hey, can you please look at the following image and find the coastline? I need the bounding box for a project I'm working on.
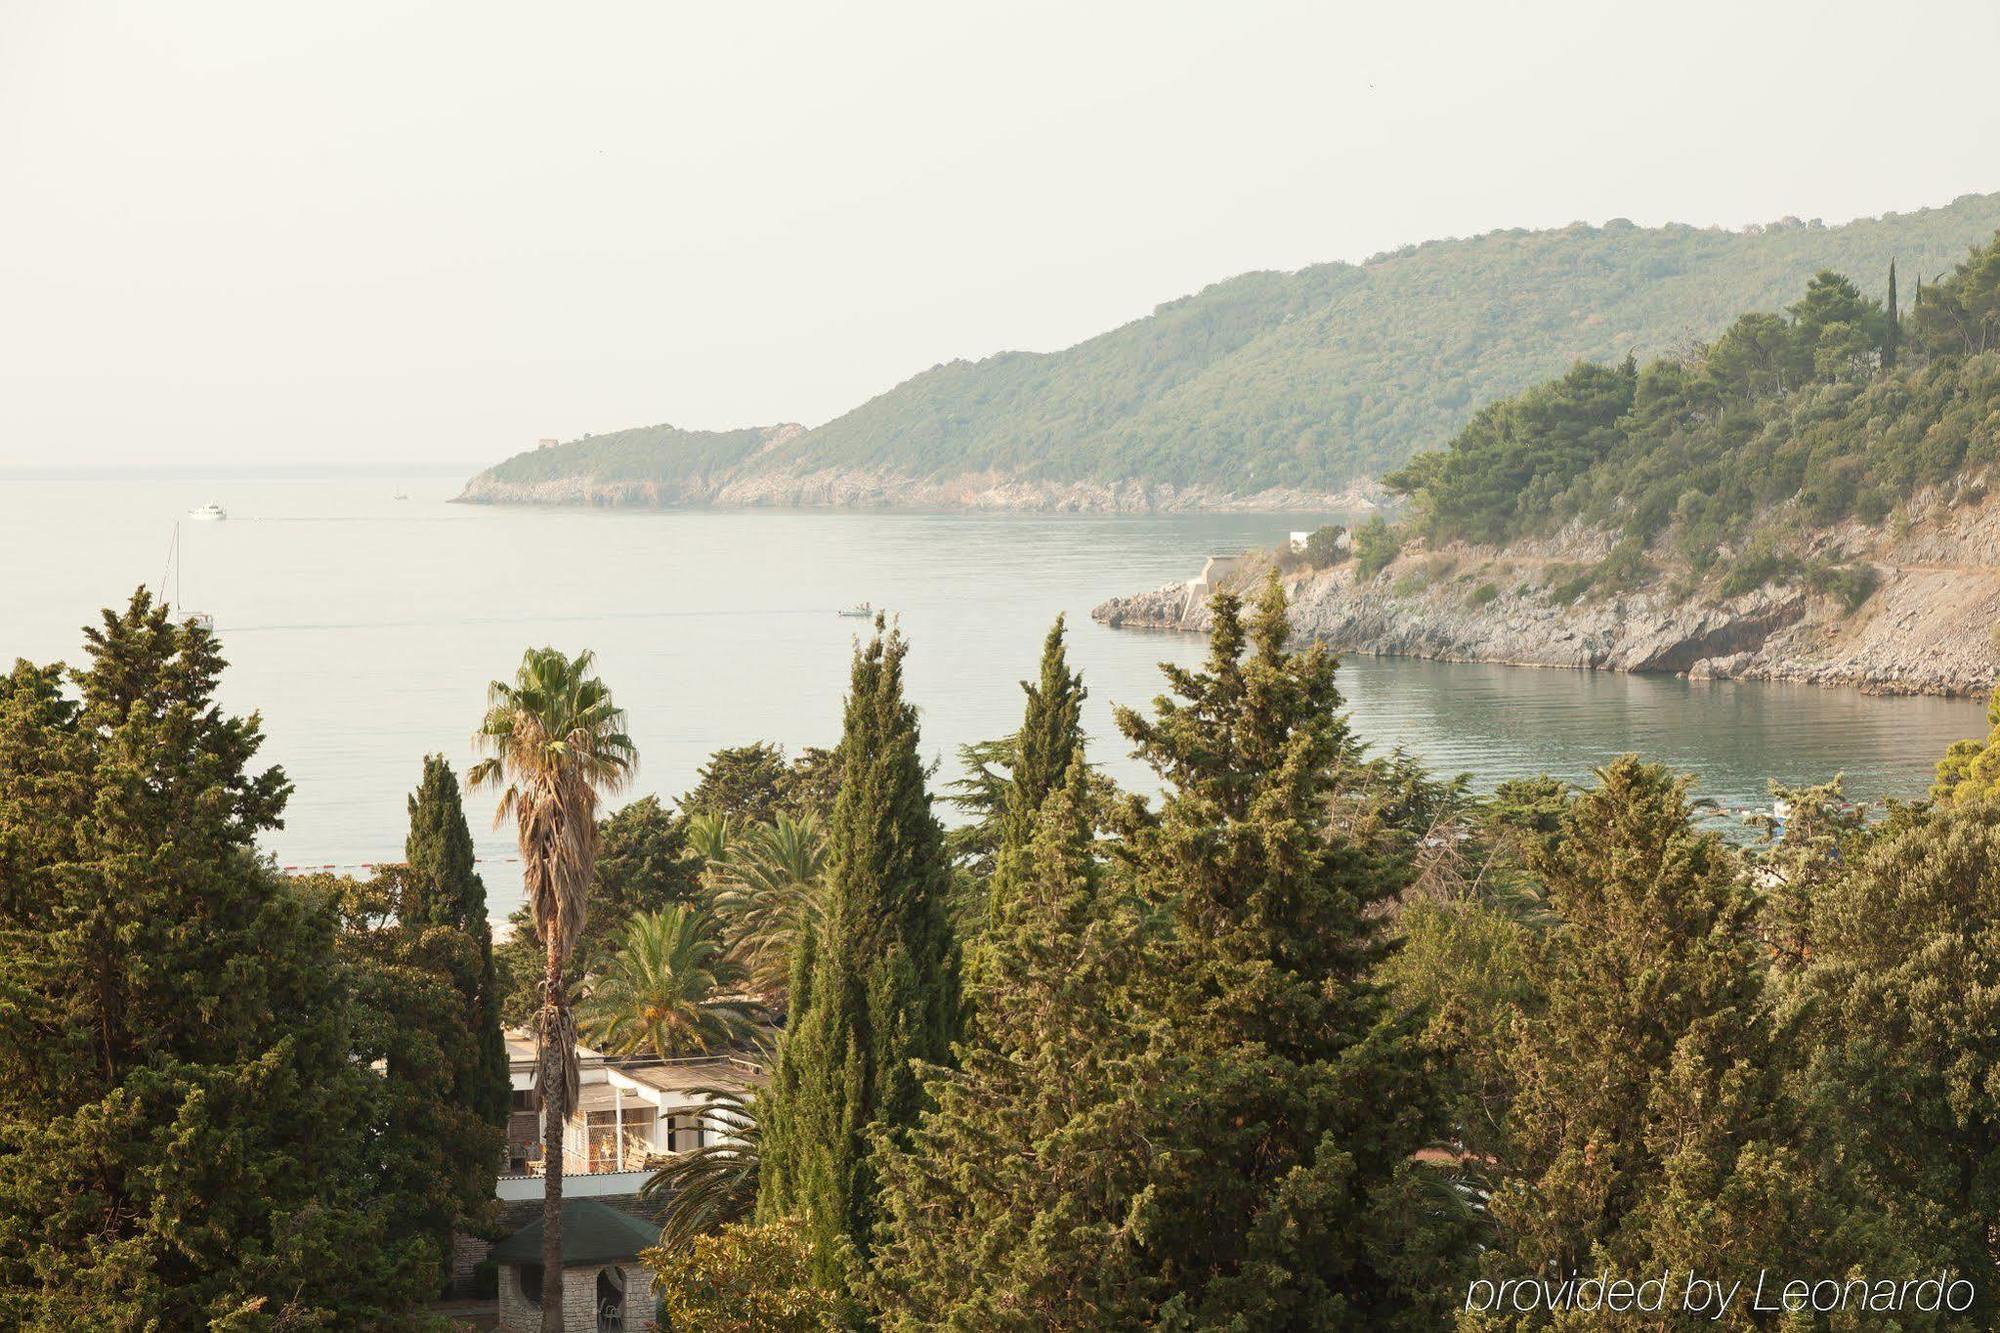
[452,469,1390,516]
[1092,502,2000,701]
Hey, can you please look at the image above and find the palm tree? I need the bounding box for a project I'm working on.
[641,1085,761,1246]
[708,812,828,1002]
[579,904,755,1058]
[470,646,635,1333]
[682,810,738,871]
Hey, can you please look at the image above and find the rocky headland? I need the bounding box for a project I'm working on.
[1094,487,2000,699]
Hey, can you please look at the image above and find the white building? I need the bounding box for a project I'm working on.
[1184,552,1244,620]
[499,1028,762,1203]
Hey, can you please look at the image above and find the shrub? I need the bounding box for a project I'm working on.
[1303,525,1347,566]
[647,1217,851,1333]
[1803,559,1879,611]
[1469,582,1501,607]
[1718,541,1796,598]
[1551,572,1596,604]
[1354,517,1401,578]
[1595,536,1653,593]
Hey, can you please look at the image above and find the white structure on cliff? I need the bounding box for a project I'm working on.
[1184,553,1243,620]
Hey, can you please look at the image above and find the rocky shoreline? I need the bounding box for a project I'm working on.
[1093,499,2000,700]
[454,469,1389,516]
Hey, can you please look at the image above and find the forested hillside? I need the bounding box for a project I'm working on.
[1386,232,2000,578]
[464,192,2000,509]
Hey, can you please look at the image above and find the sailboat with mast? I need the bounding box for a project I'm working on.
[159,523,215,631]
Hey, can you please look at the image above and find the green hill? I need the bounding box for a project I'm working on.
[1384,230,2000,597]
[463,191,2000,509]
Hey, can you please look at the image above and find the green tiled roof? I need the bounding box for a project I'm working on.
[490,1200,661,1266]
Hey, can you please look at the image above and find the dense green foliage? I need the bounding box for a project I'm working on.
[577,904,754,1058]
[322,870,508,1302]
[478,423,789,490]
[871,758,1150,1328]
[1934,686,2000,803]
[1388,233,2000,564]
[1466,761,1893,1327]
[757,620,961,1290]
[13,583,2000,1326]
[0,594,443,1326]
[1302,523,1348,566]
[707,811,829,1004]
[648,1216,850,1333]
[1783,798,2000,1318]
[470,195,2000,501]
[398,754,512,1143]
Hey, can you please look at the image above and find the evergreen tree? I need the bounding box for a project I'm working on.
[684,742,790,823]
[993,615,1086,862]
[322,870,507,1302]
[1469,759,1891,1328]
[400,754,511,1133]
[758,618,960,1289]
[1787,798,2000,1318]
[870,759,1156,1329]
[963,615,1086,989]
[0,591,434,1326]
[1932,684,2000,804]
[1110,575,1470,1328]
[1885,258,1900,368]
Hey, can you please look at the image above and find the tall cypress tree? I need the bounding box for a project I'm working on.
[994,615,1086,861]
[1884,258,1900,368]
[1109,574,1469,1327]
[400,754,511,1132]
[758,618,959,1287]
[964,615,1086,991]
[871,758,1155,1329]
[0,591,434,1325]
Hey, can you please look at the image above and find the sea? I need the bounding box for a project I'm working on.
[3,466,1983,921]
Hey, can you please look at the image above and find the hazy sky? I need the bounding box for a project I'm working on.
[3,1,1996,469]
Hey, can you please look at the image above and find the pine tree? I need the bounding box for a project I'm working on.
[758,618,960,1289]
[1110,575,1470,1328]
[0,591,434,1326]
[1469,758,1894,1328]
[401,754,511,1131]
[1785,798,2000,1319]
[870,759,1156,1328]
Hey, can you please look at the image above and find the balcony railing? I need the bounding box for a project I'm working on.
[503,1128,665,1178]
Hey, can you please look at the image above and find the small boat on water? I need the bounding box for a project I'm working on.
[837,602,874,618]
[392,491,410,501]
[188,501,227,521]
[159,524,215,631]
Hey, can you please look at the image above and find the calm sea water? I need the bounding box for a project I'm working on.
[3,469,1983,920]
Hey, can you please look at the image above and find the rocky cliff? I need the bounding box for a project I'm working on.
[1094,489,2000,698]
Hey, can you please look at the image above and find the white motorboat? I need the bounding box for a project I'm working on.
[188,501,227,521]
